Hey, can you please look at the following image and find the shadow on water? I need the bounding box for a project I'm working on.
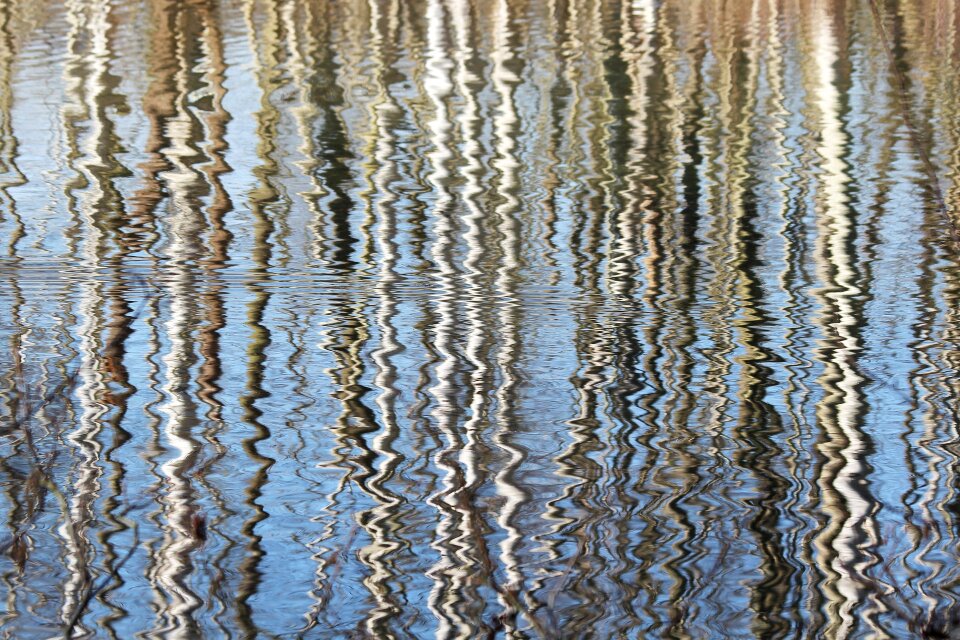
[1,0,960,638]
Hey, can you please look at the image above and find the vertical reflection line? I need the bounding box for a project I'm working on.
[289,3,355,629]
[765,4,825,630]
[352,1,379,279]
[865,0,938,625]
[297,4,376,632]
[546,0,617,631]
[613,0,656,301]
[938,263,960,585]
[0,0,26,258]
[935,3,960,499]
[945,0,960,222]
[565,0,620,628]
[519,0,573,613]
[932,0,960,597]
[276,2,334,633]
[525,0,563,284]
[57,0,139,628]
[422,0,474,635]
[449,0,486,549]
[698,0,767,630]
[631,3,702,633]
[355,0,406,633]
[604,0,658,629]
[190,2,234,633]
[907,198,950,622]
[754,0,810,633]
[0,1,29,624]
[327,0,387,628]
[128,0,177,263]
[538,0,587,624]
[151,0,215,632]
[695,17,760,621]
[58,0,112,630]
[490,0,531,632]
[287,0,327,272]
[723,2,801,634]
[235,0,284,634]
[320,0,387,627]
[323,9,357,274]
[809,3,875,636]
[130,0,206,633]
[593,1,657,627]
[889,0,960,621]
[300,1,355,273]
[78,0,138,632]
[0,0,25,423]
[134,0,181,630]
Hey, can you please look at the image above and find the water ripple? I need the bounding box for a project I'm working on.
[1,1,959,638]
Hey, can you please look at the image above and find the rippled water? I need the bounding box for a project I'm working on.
[2,0,960,638]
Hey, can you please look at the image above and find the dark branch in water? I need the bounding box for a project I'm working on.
[299,520,360,634]
[856,520,960,639]
[3,276,160,638]
[62,504,143,640]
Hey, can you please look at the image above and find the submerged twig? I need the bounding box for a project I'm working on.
[544,541,582,633]
[62,505,143,640]
[1,275,159,638]
[859,520,960,639]
[455,488,551,639]
[300,520,360,634]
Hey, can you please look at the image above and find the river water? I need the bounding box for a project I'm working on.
[1,1,959,638]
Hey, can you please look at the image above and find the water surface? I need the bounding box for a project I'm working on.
[2,1,960,638]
